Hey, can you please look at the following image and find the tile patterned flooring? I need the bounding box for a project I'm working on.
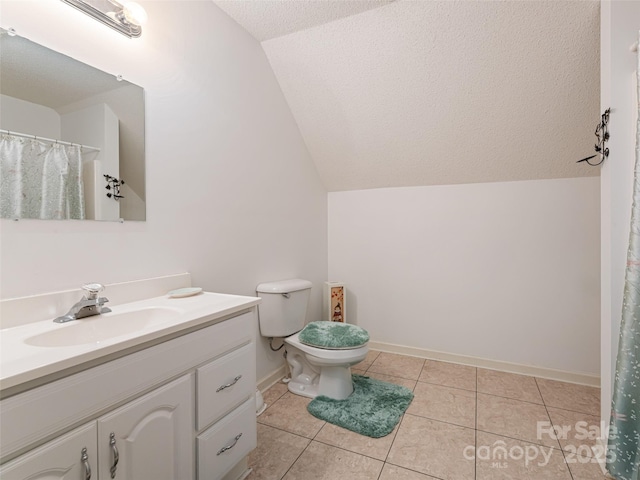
[247,351,608,480]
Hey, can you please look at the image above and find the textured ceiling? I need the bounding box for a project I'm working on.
[218,0,600,191]
[214,0,395,41]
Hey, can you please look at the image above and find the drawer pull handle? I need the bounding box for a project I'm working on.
[217,433,242,455]
[81,447,91,480]
[216,375,242,392]
[109,432,119,478]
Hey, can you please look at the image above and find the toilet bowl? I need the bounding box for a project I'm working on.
[284,331,368,399]
[256,279,369,400]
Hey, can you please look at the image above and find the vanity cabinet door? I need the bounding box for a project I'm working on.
[0,423,97,480]
[97,375,193,480]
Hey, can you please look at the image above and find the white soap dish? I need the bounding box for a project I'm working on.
[167,287,203,298]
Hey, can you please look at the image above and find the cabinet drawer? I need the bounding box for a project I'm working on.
[197,343,255,430]
[197,398,257,480]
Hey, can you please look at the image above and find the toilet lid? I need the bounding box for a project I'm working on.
[298,321,369,349]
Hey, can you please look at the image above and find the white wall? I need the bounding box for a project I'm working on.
[61,103,120,220]
[58,84,146,203]
[82,160,100,221]
[119,183,145,221]
[329,177,600,376]
[0,1,327,382]
[600,0,640,427]
[0,94,60,138]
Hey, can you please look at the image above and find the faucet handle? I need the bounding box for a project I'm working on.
[82,283,105,299]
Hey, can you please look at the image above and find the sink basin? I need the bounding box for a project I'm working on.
[25,307,182,348]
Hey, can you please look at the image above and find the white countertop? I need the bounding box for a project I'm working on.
[0,292,260,392]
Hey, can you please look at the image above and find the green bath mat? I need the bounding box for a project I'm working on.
[307,375,414,438]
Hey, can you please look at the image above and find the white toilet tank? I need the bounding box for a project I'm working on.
[256,279,312,337]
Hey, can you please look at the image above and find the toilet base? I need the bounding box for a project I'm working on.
[317,365,354,400]
[283,336,366,400]
[287,379,319,399]
[287,365,354,400]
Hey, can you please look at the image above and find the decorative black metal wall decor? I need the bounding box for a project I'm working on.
[577,108,611,166]
[104,174,125,200]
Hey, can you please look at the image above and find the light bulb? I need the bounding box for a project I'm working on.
[121,2,148,27]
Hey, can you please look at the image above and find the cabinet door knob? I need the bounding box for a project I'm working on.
[81,447,92,480]
[216,375,242,392]
[109,432,119,478]
[217,433,242,455]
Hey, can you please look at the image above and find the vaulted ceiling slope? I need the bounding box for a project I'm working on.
[217,0,601,191]
[214,0,395,41]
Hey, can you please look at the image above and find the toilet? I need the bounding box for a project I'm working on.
[256,279,369,400]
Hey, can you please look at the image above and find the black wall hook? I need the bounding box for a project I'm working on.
[104,174,125,201]
[577,108,610,166]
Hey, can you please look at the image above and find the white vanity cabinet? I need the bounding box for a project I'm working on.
[0,423,97,480]
[96,375,193,480]
[0,308,258,480]
[1,376,192,480]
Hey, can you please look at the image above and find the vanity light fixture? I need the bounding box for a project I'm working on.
[60,0,148,38]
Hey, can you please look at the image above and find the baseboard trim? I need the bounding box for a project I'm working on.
[368,341,601,387]
[256,342,600,389]
[257,365,287,392]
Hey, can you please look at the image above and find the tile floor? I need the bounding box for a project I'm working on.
[247,351,608,480]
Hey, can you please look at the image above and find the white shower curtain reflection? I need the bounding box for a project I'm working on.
[0,134,85,220]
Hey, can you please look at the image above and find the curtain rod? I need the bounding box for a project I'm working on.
[0,129,101,153]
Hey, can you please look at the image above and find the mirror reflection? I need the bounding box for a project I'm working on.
[0,28,145,221]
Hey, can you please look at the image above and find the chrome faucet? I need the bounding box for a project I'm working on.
[54,283,112,323]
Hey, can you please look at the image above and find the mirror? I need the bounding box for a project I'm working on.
[0,28,145,221]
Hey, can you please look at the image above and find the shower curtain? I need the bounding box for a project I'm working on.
[0,133,85,220]
[607,32,640,480]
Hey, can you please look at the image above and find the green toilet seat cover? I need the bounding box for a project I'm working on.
[298,321,369,349]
